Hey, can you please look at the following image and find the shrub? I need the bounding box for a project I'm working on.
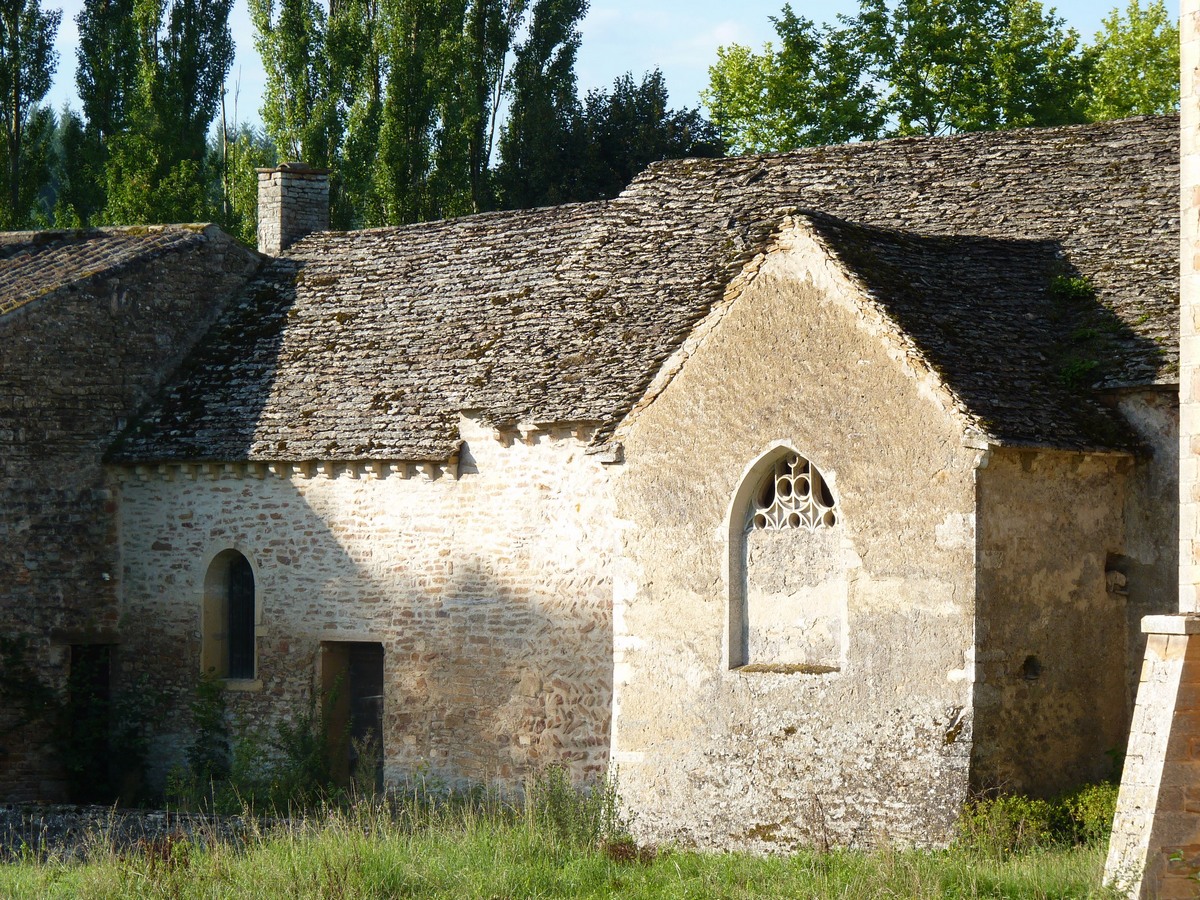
[1060,781,1119,846]
[958,794,1061,857]
[957,781,1119,858]
[168,679,343,814]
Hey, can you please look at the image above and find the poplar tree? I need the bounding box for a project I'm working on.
[249,0,338,165]
[100,0,234,223]
[494,0,587,209]
[371,0,444,223]
[432,0,526,215]
[65,0,138,222]
[77,0,139,143]
[0,0,59,227]
[332,0,384,226]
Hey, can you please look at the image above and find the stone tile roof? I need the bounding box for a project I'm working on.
[625,114,1177,392]
[0,226,216,316]
[110,116,1176,463]
[806,214,1143,450]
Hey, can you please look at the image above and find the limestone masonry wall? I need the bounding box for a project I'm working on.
[972,447,1132,796]
[0,229,261,801]
[1103,7,1200,895]
[116,417,615,789]
[1114,389,1181,707]
[610,229,979,849]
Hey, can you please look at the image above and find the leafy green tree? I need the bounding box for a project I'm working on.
[494,0,587,209]
[212,123,276,245]
[371,0,445,223]
[432,0,527,216]
[982,0,1094,128]
[249,0,339,165]
[706,0,1092,151]
[855,0,1090,135]
[77,0,139,143]
[363,0,528,223]
[95,0,234,224]
[317,0,380,226]
[0,0,59,227]
[1087,0,1178,120]
[574,70,724,200]
[69,0,139,222]
[704,7,881,154]
[51,107,102,225]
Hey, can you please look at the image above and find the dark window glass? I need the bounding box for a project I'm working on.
[227,555,255,678]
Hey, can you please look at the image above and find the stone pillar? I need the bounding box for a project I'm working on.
[1107,617,1200,897]
[1104,4,1200,896]
[256,163,330,256]
[1183,0,1200,617]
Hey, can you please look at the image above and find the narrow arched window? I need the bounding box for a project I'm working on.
[729,448,847,672]
[226,555,255,679]
[202,550,257,680]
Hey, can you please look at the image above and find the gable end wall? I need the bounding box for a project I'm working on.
[611,240,979,849]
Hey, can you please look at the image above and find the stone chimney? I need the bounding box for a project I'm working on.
[256,162,330,255]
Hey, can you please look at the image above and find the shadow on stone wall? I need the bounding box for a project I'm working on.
[119,462,613,799]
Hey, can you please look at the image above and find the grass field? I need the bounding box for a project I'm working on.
[0,786,1122,899]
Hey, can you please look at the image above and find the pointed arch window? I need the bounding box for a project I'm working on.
[728,447,847,672]
[749,454,838,532]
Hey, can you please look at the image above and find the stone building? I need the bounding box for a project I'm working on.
[0,115,1181,848]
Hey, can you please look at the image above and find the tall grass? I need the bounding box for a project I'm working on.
[0,775,1121,899]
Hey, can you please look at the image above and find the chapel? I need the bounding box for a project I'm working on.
[0,114,1180,848]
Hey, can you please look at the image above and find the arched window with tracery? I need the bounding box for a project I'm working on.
[750,454,838,532]
[729,448,847,672]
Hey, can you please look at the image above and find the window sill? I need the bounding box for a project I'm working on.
[734,663,839,675]
[222,678,264,692]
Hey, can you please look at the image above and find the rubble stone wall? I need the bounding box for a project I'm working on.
[972,446,1132,796]
[116,416,615,790]
[0,228,260,801]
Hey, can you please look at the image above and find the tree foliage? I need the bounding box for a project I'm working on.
[0,0,59,227]
[59,0,235,224]
[1087,0,1179,119]
[705,0,1173,154]
[76,0,139,143]
[857,0,1091,135]
[573,70,724,201]
[250,0,337,166]
[704,9,881,154]
[494,0,585,209]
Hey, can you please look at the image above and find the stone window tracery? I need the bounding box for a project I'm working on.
[728,447,847,673]
[749,454,837,532]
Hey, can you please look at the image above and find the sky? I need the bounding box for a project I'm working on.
[43,0,1183,129]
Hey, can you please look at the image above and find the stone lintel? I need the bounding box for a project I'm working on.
[1143,614,1200,635]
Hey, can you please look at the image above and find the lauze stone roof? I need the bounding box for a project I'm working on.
[96,116,1176,462]
[0,226,218,316]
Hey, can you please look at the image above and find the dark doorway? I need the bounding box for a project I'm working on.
[321,642,384,790]
[65,644,112,802]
